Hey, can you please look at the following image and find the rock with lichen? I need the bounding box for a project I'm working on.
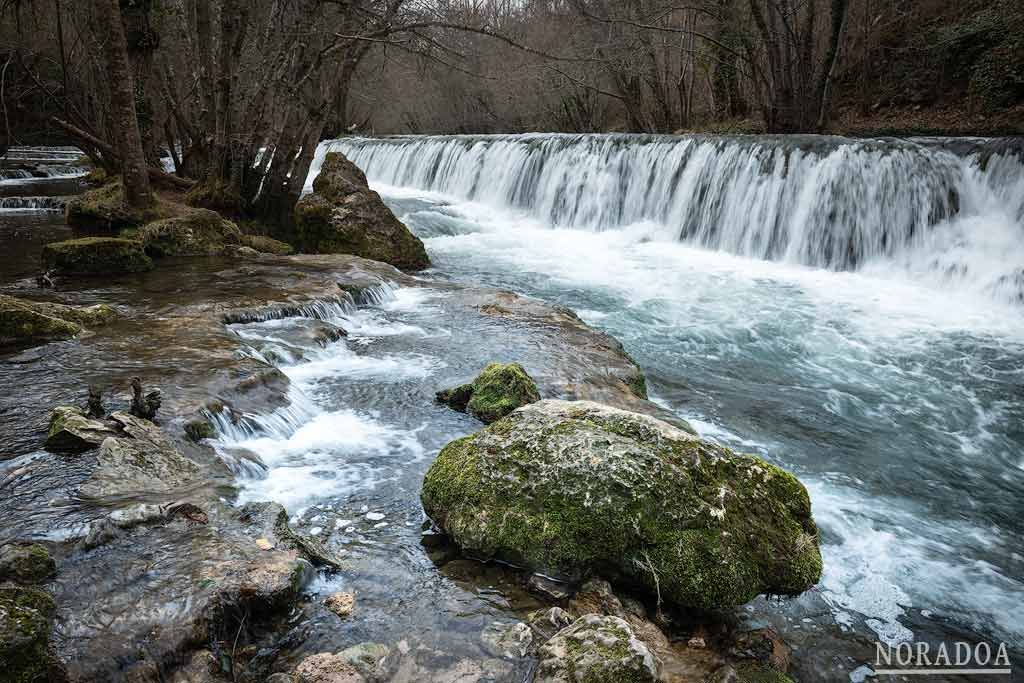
[240,234,294,255]
[421,400,822,611]
[41,237,154,276]
[436,362,541,423]
[535,614,659,683]
[0,585,61,682]
[293,152,429,270]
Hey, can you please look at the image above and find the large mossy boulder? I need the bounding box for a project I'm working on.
[421,400,822,611]
[65,180,165,231]
[136,209,242,257]
[293,152,429,270]
[41,237,153,276]
[437,362,541,423]
[0,585,59,682]
[0,295,117,349]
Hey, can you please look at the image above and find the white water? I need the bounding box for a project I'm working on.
[312,134,1024,305]
[215,133,1024,654]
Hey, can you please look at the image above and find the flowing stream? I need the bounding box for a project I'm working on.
[290,134,1024,650]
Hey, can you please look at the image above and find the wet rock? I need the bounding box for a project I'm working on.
[81,412,201,497]
[421,400,822,611]
[0,543,56,584]
[137,209,242,257]
[294,652,366,683]
[0,585,60,682]
[41,236,154,276]
[0,294,117,330]
[44,406,118,452]
[726,628,791,673]
[240,234,294,255]
[527,573,572,601]
[527,606,575,641]
[294,152,429,270]
[184,418,216,442]
[336,642,389,679]
[324,591,355,618]
[536,614,659,683]
[86,385,106,418]
[481,621,533,659]
[238,502,346,569]
[0,300,81,348]
[437,362,541,424]
[129,377,162,420]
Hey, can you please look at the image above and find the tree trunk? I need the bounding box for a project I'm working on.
[96,0,153,208]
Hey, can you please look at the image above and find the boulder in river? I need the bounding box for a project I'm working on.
[0,543,56,584]
[136,209,242,257]
[293,152,429,270]
[0,295,119,349]
[436,362,541,423]
[421,400,822,611]
[41,236,154,276]
[44,405,118,452]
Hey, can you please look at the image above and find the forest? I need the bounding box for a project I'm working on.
[1,0,1022,225]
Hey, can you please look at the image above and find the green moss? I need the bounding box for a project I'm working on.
[467,363,542,423]
[0,585,57,683]
[186,179,243,214]
[0,544,56,584]
[41,237,153,276]
[421,402,823,611]
[0,307,80,347]
[136,210,241,257]
[436,383,474,412]
[64,180,171,231]
[184,419,216,442]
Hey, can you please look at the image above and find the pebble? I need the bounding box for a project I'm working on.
[365,512,385,521]
[309,526,323,536]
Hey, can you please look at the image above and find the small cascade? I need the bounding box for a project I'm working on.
[0,196,69,212]
[310,134,1024,303]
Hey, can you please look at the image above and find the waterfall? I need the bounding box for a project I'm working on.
[309,134,1024,302]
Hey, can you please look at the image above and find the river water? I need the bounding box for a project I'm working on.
[305,134,1024,651]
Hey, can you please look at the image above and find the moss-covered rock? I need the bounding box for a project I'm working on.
[183,418,216,442]
[44,406,117,453]
[65,180,166,231]
[0,585,58,683]
[0,295,117,329]
[0,544,56,584]
[293,153,429,270]
[0,305,80,348]
[240,234,294,255]
[421,400,822,611]
[41,237,153,276]
[437,362,541,423]
[136,209,241,257]
[185,178,243,214]
[535,614,658,683]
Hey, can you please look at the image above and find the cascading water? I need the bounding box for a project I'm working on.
[312,134,1024,303]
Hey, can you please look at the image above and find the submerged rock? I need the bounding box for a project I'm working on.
[44,406,117,452]
[324,591,355,618]
[136,209,242,257]
[0,543,56,584]
[421,400,822,611]
[536,614,659,683]
[293,152,429,270]
[436,362,541,423]
[41,236,154,276]
[0,585,60,683]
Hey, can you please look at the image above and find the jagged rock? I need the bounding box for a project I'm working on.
[294,653,366,683]
[0,585,61,682]
[0,543,56,584]
[324,591,355,618]
[136,209,242,257]
[293,152,429,270]
[481,621,533,659]
[129,377,162,420]
[436,362,541,423]
[44,406,118,452]
[527,607,575,642]
[421,400,822,611]
[41,237,154,276]
[80,412,201,497]
[527,573,572,601]
[535,614,659,683]
[240,234,294,255]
